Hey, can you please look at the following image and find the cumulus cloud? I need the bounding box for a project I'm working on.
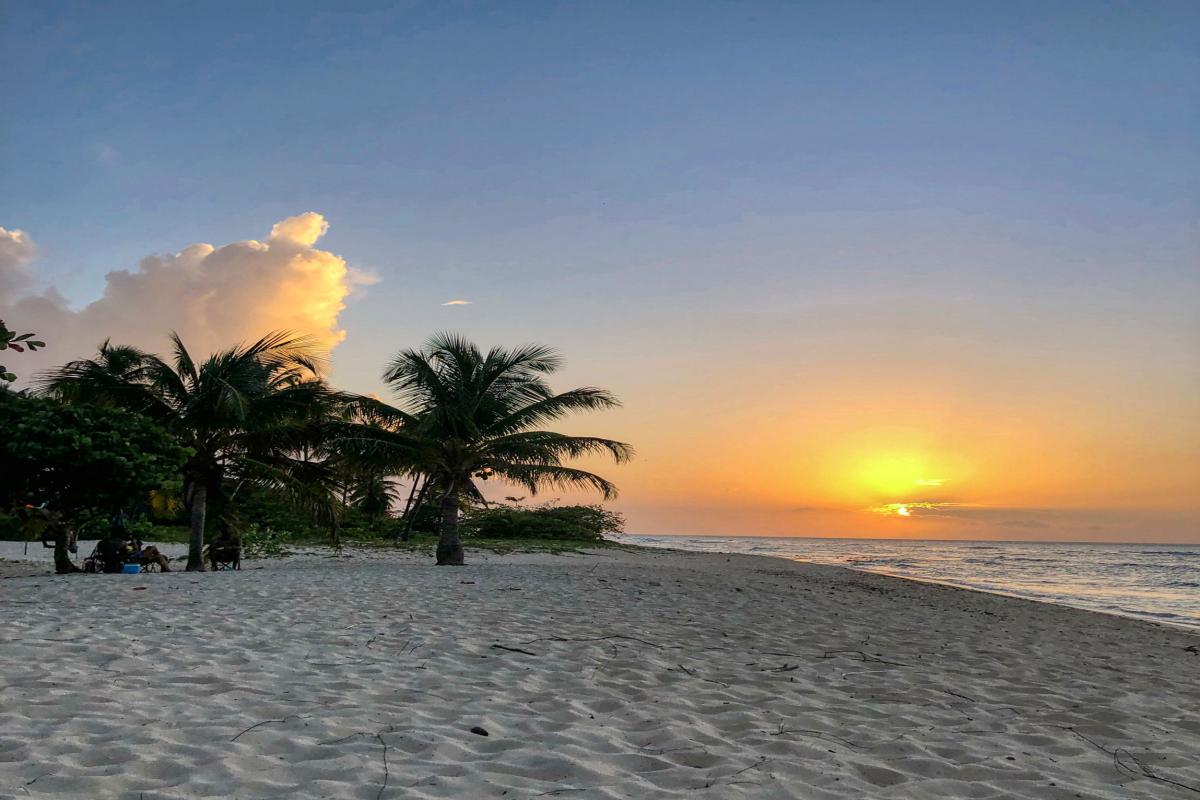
[270,212,329,247]
[0,213,374,381]
[0,227,37,295]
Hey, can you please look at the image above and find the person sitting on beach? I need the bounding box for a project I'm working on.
[98,513,138,571]
[95,533,128,573]
[208,529,242,570]
[133,540,171,571]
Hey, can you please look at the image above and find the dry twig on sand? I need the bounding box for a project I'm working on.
[519,633,670,649]
[374,730,391,800]
[669,663,730,687]
[700,756,769,789]
[768,722,859,749]
[529,786,608,797]
[230,716,300,742]
[318,723,399,800]
[1055,725,1200,794]
[820,649,910,667]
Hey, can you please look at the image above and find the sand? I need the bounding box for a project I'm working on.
[1,543,1198,799]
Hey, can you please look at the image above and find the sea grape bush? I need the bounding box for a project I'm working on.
[462,503,625,542]
[0,320,45,382]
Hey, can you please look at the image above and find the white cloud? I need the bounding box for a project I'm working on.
[0,213,374,382]
[269,211,328,247]
[0,227,37,296]
[441,299,472,306]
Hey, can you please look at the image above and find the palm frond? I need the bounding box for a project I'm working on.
[484,431,634,465]
[169,331,199,387]
[490,464,620,500]
[487,387,622,436]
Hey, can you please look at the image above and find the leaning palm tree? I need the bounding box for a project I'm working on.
[39,331,339,570]
[353,333,632,565]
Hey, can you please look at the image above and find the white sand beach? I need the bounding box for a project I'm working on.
[1,545,1198,799]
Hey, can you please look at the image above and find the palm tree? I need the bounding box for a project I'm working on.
[359,333,632,565]
[39,331,339,570]
[350,473,400,529]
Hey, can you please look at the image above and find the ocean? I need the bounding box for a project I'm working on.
[620,535,1200,628]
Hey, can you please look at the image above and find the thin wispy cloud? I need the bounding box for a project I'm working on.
[869,502,974,518]
[441,299,472,306]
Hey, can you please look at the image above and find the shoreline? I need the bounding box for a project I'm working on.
[633,542,1200,635]
[622,534,1200,632]
[2,546,1199,798]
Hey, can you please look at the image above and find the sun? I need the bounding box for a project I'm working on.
[820,429,970,510]
[856,452,938,497]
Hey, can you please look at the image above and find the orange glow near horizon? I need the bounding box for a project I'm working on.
[545,362,1200,542]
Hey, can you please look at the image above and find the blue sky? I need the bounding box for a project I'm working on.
[7,1,1196,294]
[3,1,1198,539]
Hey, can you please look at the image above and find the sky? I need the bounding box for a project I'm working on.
[2,1,1198,542]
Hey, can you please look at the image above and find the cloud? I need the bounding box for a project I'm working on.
[915,478,945,486]
[0,213,373,381]
[0,227,37,296]
[869,501,973,518]
[270,212,328,247]
[441,299,472,306]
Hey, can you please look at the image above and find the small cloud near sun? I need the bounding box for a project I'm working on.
[441,299,472,306]
[869,502,967,518]
[915,478,945,486]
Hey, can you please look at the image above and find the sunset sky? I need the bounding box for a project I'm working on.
[2,2,1198,542]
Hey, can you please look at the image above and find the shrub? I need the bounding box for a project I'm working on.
[0,392,189,524]
[462,503,624,541]
[242,525,289,559]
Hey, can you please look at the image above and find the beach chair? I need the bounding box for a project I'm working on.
[208,542,241,571]
[83,540,125,574]
[135,544,171,572]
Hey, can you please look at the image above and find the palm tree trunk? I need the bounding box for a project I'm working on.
[399,474,421,519]
[186,481,207,571]
[435,485,464,565]
[399,477,428,543]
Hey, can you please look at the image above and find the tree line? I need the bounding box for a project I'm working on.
[1,330,631,571]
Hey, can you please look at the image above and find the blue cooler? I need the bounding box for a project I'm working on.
[121,563,140,574]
